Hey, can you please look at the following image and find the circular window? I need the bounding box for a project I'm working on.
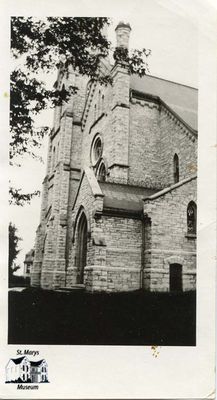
[91,135,103,165]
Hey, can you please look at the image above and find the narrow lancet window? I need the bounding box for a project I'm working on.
[173,153,179,183]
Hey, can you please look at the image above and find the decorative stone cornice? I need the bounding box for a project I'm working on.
[51,126,60,140]
[110,62,129,78]
[81,80,97,131]
[72,167,104,211]
[45,205,52,220]
[111,102,130,111]
[103,206,142,220]
[85,167,104,198]
[84,266,140,273]
[63,165,70,172]
[160,100,197,142]
[130,90,160,106]
[130,89,197,141]
[89,113,106,135]
[115,21,132,31]
[42,175,48,184]
[108,163,129,169]
[73,120,82,126]
[48,173,54,182]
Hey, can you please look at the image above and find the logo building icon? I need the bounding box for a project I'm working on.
[5,356,48,383]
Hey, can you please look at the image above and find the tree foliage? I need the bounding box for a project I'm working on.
[10,17,151,205]
[8,222,22,281]
[113,46,151,76]
[9,187,40,206]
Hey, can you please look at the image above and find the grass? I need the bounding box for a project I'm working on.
[8,288,196,346]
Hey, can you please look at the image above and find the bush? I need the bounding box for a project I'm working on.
[8,288,196,346]
[9,275,30,288]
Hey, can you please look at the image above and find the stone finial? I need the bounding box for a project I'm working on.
[115,21,131,49]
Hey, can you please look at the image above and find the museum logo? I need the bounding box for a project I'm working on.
[5,352,49,390]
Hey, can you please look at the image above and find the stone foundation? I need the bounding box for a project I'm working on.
[143,250,196,291]
[30,272,41,287]
[84,265,141,292]
[65,267,78,287]
[143,269,196,292]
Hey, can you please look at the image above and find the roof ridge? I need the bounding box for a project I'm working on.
[100,181,158,191]
[131,73,198,90]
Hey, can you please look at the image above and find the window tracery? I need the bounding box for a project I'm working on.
[187,201,197,234]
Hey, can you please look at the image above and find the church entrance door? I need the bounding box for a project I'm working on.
[76,213,88,284]
[169,263,182,292]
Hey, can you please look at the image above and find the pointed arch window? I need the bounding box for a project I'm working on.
[98,90,101,117]
[102,94,105,113]
[42,234,47,254]
[52,147,56,169]
[187,201,197,234]
[173,153,179,183]
[97,162,106,182]
[75,212,88,284]
[59,83,65,119]
[57,141,60,163]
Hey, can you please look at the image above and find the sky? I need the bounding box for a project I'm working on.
[9,1,199,272]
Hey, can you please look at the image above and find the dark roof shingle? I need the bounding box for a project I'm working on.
[30,360,44,366]
[11,357,26,365]
[99,182,157,213]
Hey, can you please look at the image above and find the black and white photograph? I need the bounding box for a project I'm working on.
[1,0,216,398]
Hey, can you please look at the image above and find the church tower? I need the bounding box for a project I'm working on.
[31,67,87,288]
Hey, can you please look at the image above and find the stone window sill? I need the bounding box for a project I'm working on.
[185,233,196,239]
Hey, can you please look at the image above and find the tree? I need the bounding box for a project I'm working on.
[8,222,22,283]
[10,17,151,204]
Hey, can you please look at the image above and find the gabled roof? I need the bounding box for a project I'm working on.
[99,182,157,212]
[30,360,44,367]
[130,74,198,131]
[11,357,26,365]
[24,249,35,262]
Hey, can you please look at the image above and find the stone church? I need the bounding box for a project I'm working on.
[31,22,197,292]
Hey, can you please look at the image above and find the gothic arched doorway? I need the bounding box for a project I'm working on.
[76,212,88,284]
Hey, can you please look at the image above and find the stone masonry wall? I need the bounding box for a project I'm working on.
[32,60,198,293]
[143,177,197,292]
[129,98,197,189]
[81,63,130,185]
[85,215,142,292]
[159,108,197,187]
[66,168,143,292]
[32,69,87,290]
[81,82,111,169]
[129,100,162,188]
[66,171,104,287]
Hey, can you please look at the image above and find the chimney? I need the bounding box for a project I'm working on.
[115,21,131,49]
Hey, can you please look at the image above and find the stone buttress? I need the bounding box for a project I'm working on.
[31,68,87,289]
